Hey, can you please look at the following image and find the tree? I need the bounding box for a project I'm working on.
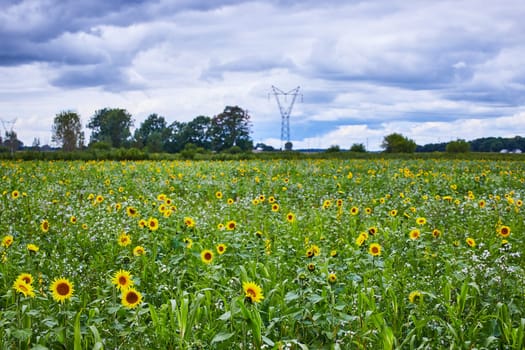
[87,108,133,148]
[326,145,341,153]
[381,133,416,153]
[133,114,169,152]
[52,111,84,151]
[210,106,253,152]
[3,130,22,154]
[446,139,470,153]
[184,116,212,149]
[164,121,187,153]
[350,143,366,152]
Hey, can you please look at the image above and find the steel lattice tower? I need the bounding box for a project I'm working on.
[270,86,301,149]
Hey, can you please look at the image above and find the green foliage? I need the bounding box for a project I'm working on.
[210,106,253,152]
[446,139,470,153]
[52,111,84,151]
[87,108,134,148]
[133,114,169,153]
[350,143,366,152]
[1,158,524,348]
[325,145,341,153]
[381,133,417,153]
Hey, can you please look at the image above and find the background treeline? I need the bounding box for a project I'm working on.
[417,136,525,152]
[0,104,524,160]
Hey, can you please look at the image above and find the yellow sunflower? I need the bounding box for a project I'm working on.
[466,237,476,248]
[409,229,421,240]
[126,206,138,217]
[118,232,131,247]
[2,235,13,248]
[121,288,143,309]
[226,220,236,231]
[40,219,50,233]
[133,246,145,256]
[11,190,20,199]
[243,281,264,303]
[13,279,35,298]
[201,249,214,264]
[27,243,39,253]
[16,273,34,285]
[184,217,196,228]
[416,217,427,225]
[148,217,159,231]
[328,273,337,284]
[216,244,227,255]
[286,212,296,223]
[408,291,423,304]
[112,270,134,291]
[369,243,382,256]
[498,225,511,238]
[50,277,74,303]
[183,237,193,249]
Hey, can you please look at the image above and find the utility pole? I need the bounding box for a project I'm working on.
[269,86,301,150]
[1,118,17,156]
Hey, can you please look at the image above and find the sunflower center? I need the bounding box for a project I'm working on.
[19,284,29,292]
[204,252,212,260]
[57,282,70,296]
[22,277,31,284]
[372,247,379,254]
[246,288,256,298]
[126,291,139,304]
[119,276,128,285]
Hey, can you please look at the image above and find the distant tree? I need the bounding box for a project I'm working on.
[446,139,470,153]
[416,142,447,152]
[350,143,366,152]
[52,111,84,151]
[381,133,416,153]
[87,108,133,148]
[185,116,212,149]
[255,143,275,151]
[210,106,253,152]
[284,141,293,151]
[3,130,23,154]
[326,145,341,153]
[31,137,41,151]
[133,114,169,152]
[164,121,187,153]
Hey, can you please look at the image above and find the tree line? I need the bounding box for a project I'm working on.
[1,107,524,155]
[0,105,254,155]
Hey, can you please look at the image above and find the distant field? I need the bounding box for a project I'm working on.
[1,159,524,349]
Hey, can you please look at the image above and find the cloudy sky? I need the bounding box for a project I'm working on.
[1,0,525,150]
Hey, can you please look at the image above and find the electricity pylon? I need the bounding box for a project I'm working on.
[270,86,301,150]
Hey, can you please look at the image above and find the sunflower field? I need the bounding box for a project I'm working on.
[0,158,524,349]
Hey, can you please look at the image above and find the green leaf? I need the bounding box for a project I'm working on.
[218,311,231,321]
[12,328,32,341]
[74,310,82,350]
[284,291,300,302]
[211,332,235,343]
